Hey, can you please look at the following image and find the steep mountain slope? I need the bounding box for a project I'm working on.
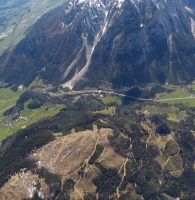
[187,0,195,8]
[0,0,65,54]
[0,0,195,89]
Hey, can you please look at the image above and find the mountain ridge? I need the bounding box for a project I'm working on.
[0,0,195,89]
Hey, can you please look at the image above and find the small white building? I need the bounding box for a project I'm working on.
[18,84,24,92]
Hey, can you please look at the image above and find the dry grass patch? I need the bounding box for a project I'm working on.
[31,130,98,176]
[70,166,100,199]
[150,134,174,150]
[98,128,113,146]
[99,147,126,169]
[30,127,128,199]
[165,154,183,176]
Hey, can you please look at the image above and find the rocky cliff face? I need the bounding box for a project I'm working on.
[0,0,195,89]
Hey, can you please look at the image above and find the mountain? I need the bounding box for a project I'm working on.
[0,0,195,88]
[0,1,195,200]
[187,0,195,8]
[0,0,195,89]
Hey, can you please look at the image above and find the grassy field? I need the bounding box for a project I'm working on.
[0,102,64,141]
[9,103,64,136]
[143,104,187,123]
[0,88,21,141]
[160,89,190,99]
[96,106,116,115]
[158,89,195,107]
[0,0,66,54]
[167,110,187,122]
[187,83,195,91]
[0,88,20,120]
[102,96,122,105]
[28,78,45,89]
[20,99,34,117]
[0,87,20,100]
[0,87,64,141]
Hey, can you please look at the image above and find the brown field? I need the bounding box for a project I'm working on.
[165,154,183,176]
[2,126,128,199]
[31,129,98,176]
[99,147,126,169]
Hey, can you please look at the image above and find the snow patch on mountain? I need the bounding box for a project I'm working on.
[74,0,125,8]
[185,5,195,15]
[61,0,195,89]
[191,18,195,38]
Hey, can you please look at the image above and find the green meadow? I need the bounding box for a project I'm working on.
[102,96,122,105]
[0,87,64,141]
[159,89,195,107]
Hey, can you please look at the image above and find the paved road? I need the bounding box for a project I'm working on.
[51,89,195,102]
[0,104,15,114]
[0,98,18,103]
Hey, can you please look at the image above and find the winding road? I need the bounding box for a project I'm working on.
[52,89,195,103]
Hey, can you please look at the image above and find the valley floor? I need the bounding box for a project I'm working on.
[0,83,194,199]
